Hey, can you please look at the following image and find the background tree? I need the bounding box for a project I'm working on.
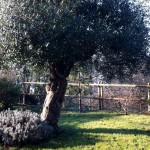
[0,78,20,110]
[0,0,149,130]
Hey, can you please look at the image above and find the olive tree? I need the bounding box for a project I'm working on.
[0,0,149,130]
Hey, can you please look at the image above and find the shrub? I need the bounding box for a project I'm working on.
[24,95,39,105]
[0,109,54,146]
[0,78,20,109]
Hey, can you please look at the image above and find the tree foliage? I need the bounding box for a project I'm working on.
[0,0,149,80]
[0,78,20,109]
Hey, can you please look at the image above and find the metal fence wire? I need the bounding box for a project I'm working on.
[21,82,150,114]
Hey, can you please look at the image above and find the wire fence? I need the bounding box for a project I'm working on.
[21,82,150,114]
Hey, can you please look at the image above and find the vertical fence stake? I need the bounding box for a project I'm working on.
[100,81,104,110]
[78,71,82,112]
[148,83,150,112]
[22,83,25,105]
[98,82,101,110]
[98,81,103,110]
[139,101,142,114]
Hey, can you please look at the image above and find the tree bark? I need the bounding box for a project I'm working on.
[40,62,73,131]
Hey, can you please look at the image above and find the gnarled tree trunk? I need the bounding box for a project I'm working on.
[41,62,73,131]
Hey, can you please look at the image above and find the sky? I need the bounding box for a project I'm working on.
[131,0,150,54]
[132,0,150,34]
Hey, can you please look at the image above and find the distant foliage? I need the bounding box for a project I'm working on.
[0,78,20,109]
[0,110,54,146]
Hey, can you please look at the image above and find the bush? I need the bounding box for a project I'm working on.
[0,109,54,146]
[0,78,20,109]
[24,95,39,105]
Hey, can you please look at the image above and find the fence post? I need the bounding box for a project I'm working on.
[78,72,82,112]
[98,81,103,110]
[148,83,150,112]
[98,82,101,110]
[22,83,26,105]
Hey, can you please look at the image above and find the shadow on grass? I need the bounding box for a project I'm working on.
[82,127,150,136]
[14,112,150,149]
[60,111,119,124]
[29,126,102,150]
[26,125,150,150]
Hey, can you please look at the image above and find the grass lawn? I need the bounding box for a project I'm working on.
[2,111,150,150]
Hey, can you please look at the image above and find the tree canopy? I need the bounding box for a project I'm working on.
[0,0,149,80]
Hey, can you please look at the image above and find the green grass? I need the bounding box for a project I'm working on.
[2,111,150,150]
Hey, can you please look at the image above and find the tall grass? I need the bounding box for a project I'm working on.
[1,111,150,150]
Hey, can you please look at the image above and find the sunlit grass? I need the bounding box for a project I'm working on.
[1,111,150,150]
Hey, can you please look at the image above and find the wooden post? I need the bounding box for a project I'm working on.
[22,83,26,105]
[147,83,150,111]
[98,82,101,110]
[98,81,103,110]
[100,81,104,110]
[78,71,82,112]
[23,95,25,105]
[139,101,142,114]
[89,96,92,110]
